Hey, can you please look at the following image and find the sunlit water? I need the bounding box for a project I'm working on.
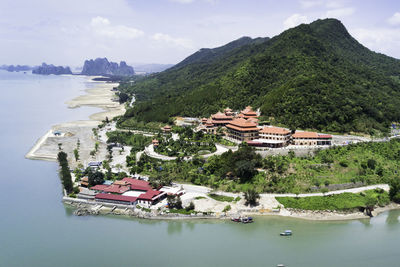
[0,70,399,267]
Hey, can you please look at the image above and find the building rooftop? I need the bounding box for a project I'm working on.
[292,131,319,138]
[122,178,152,191]
[226,118,259,131]
[95,193,137,203]
[260,126,290,135]
[138,190,163,200]
[212,111,233,120]
[90,184,110,191]
[241,106,257,116]
[103,185,130,194]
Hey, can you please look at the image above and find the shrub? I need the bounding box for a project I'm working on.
[222,205,231,212]
[185,202,195,211]
[244,189,260,206]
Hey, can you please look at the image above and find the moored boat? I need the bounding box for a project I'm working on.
[280,230,292,236]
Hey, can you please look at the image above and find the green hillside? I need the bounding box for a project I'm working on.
[119,18,400,134]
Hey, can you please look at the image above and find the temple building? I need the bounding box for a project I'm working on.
[226,118,260,142]
[240,106,258,119]
[292,131,332,146]
[249,126,291,148]
[211,111,234,127]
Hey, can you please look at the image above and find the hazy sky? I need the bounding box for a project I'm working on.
[1,0,400,67]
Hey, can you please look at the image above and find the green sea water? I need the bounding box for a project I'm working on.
[0,70,399,267]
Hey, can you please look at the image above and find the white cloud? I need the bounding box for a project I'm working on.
[169,0,194,3]
[325,7,354,18]
[283,14,309,29]
[351,27,400,59]
[299,0,323,9]
[388,12,400,26]
[151,33,194,49]
[90,16,144,40]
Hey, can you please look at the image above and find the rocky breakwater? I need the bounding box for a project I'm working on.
[33,63,72,75]
[81,57,134,76]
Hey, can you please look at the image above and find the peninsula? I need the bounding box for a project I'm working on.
[26,18,400,221]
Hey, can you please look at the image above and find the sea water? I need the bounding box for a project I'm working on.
[0,70,399,267]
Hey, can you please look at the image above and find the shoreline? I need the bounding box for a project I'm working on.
[25,75,400,222]
[25,77,125,162]
[62,195,400,222]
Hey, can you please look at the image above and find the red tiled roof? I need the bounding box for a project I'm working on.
[138,190,163,201]
[226,118,259,132]
[103,184,130,194]
[318,134,332,139]
[211,120,233,124]
[122,178,152,191]
[241,106,257,116]
[95,193,137,203]
[90,185,110,191]
[260,127,290,135]
[292,131,319,138]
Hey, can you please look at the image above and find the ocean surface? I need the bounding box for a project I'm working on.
[1,70,400,267]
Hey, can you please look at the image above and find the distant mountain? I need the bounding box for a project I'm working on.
[0,65,33,72]
[32,63,72,75]
[133,63,174,74]
[81,58,134,76]
[120,18,400,134]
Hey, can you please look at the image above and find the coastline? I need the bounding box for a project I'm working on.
[25,77,125,162]
[24,75,400,222]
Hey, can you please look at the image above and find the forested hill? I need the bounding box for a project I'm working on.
[119,18,400,134]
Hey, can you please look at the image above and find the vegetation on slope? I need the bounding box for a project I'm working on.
[127,138,400,194]
[118,18,400,134]
[276,189,389,211]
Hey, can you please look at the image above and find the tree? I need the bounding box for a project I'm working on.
[57,151,73,194]
[185,202,195,211]
[167,195,182,209]
[88,170,105,186]
[389,178,400,203]
[73,148,79,161]
[244,189,260,206]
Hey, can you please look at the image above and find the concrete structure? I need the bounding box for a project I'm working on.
[256,126,291,148]
[137,190,167,208]
[226,118,260,142]
[95,193,137,205]
[292,131,332,146]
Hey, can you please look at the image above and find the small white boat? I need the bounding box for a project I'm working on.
[280,230,292,236]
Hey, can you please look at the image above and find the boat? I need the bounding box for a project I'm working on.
[231,217,241,222]
[280,230,292,236]
[241,216,253,223]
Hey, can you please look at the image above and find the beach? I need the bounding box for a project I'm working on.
[25,77,125,166]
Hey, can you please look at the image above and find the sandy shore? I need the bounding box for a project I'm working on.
[25,77,125,164]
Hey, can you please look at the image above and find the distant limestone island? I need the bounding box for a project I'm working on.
[33,63,72,75]
[0,64,33,72]
[81,58,134,76]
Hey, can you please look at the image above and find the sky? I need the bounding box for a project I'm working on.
[1,0,400,67]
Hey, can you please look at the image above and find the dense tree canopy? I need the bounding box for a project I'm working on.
[118,18,400,134]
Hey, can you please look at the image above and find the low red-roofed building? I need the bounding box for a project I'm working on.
[137,190,167,208]
[95,193,137,205]
[103,184,130,194]
[122,178,152,192]
[90,184,110,193]
[162,125,172,132]
[292,132,332,146]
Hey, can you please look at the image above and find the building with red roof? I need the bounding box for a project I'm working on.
[95,193,137,205]
[103,184,130,194]
[226,118,260,142]
[137,190,167,208]
[90,184,110,192]
[253,126,291,148]
[211,111,233,127]
[122,178,152,191]
[240,106,258,119]
[292,131,332,146]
